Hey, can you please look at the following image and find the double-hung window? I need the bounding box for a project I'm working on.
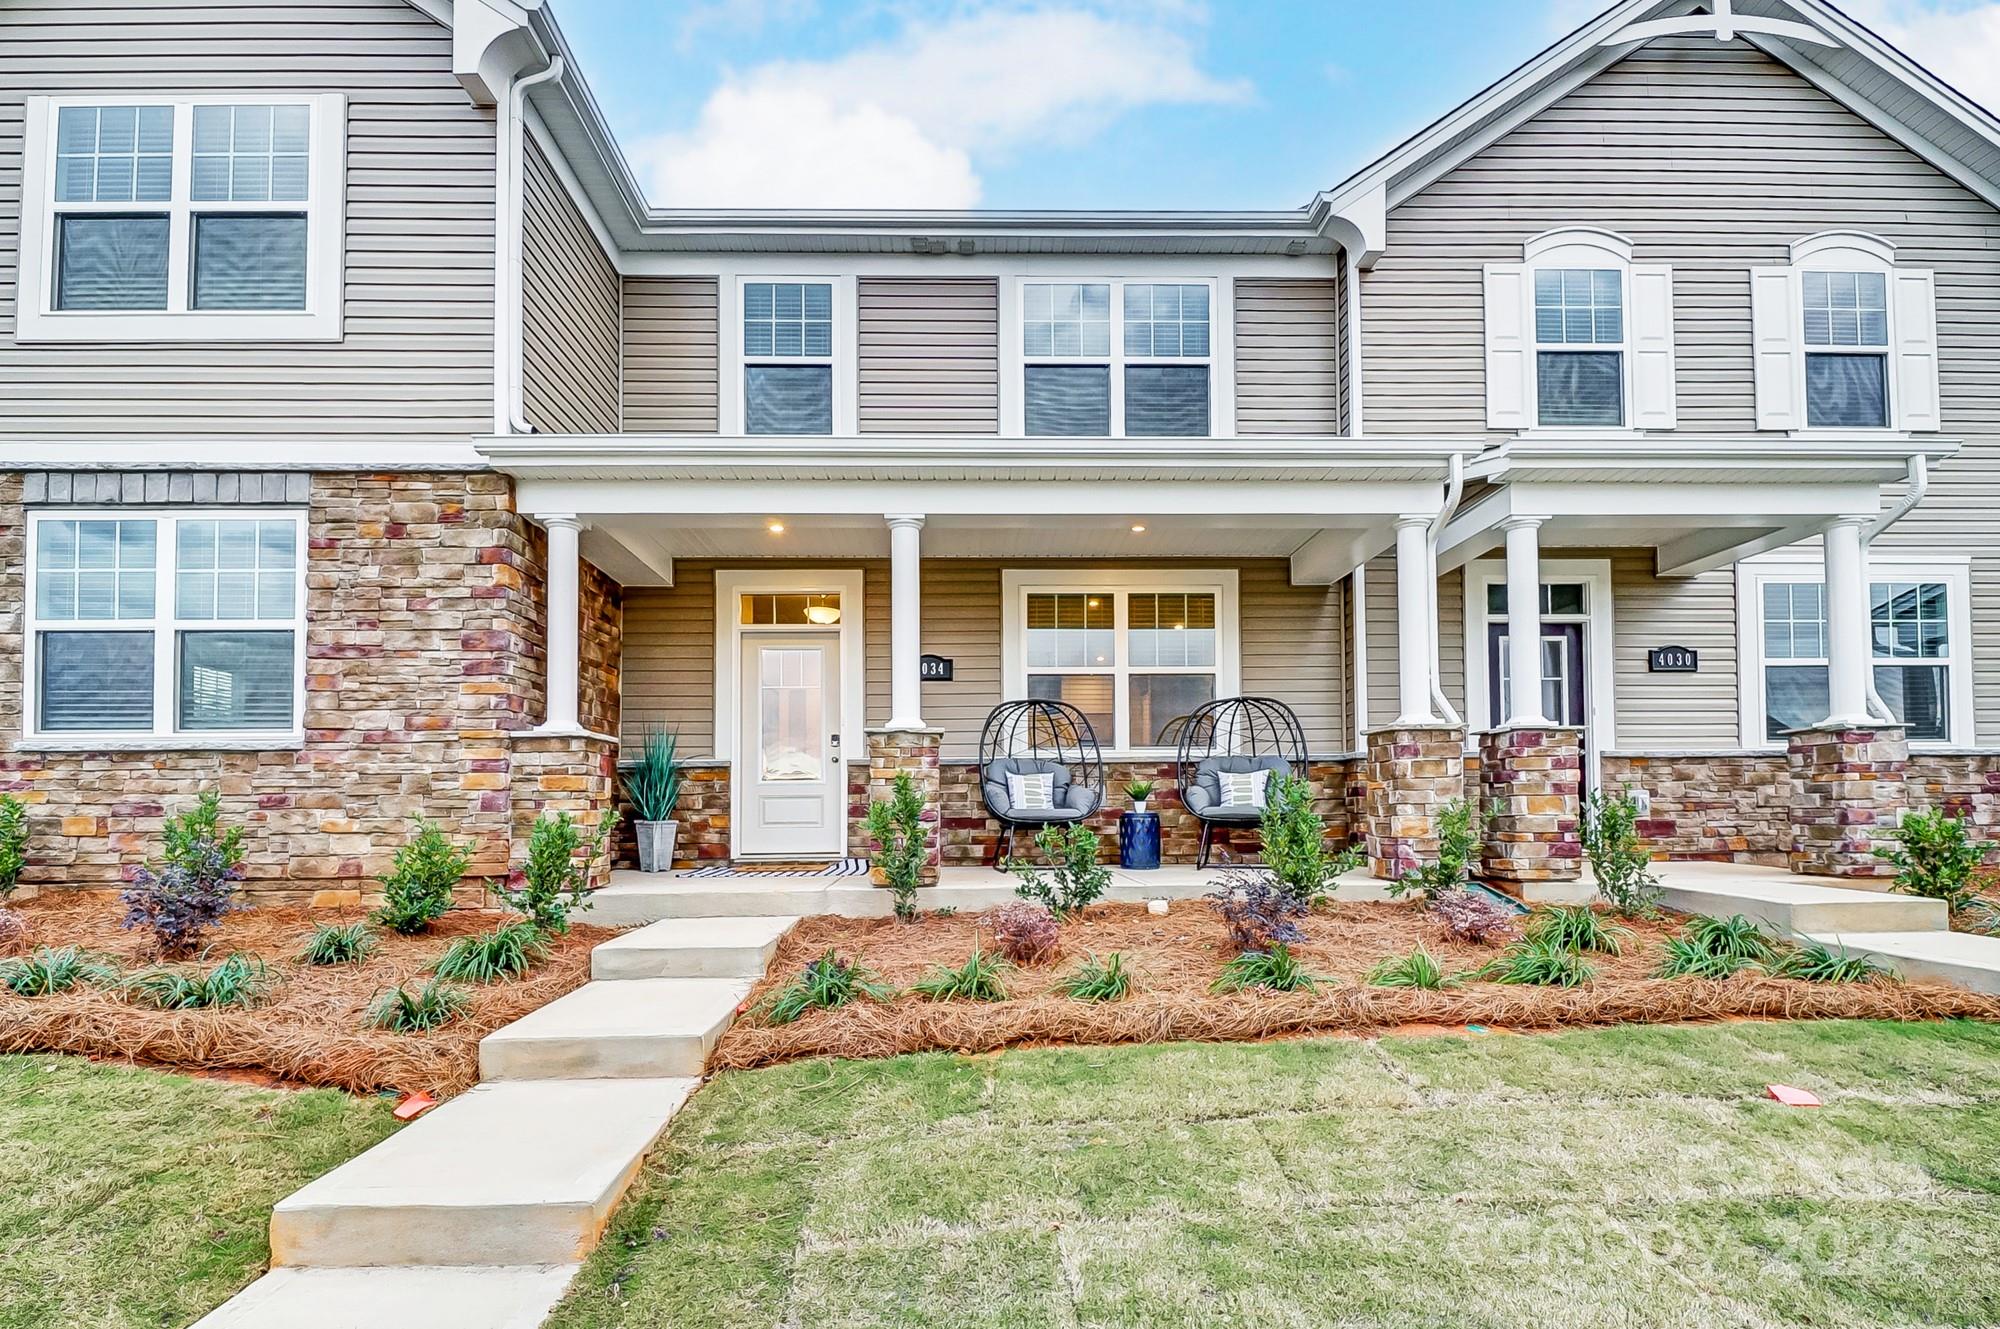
[21,94,344,341]
[1022,280,1213,437]
[1533,269,1624,427]
[26,511,307,744]
[1801,270,1889,428]
[742,280,835,434]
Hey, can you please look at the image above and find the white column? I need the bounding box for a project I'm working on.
[886,513,926,730]
[1502,516,1549,725]
[538,513,583,734]
[1393,514,1436,725]
[1822,515,1874,728]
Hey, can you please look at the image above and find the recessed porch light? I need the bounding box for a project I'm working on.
[1130,524,1147,534]
[767,521,785,534]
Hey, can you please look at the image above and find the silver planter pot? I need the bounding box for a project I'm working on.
[635,820,680,873]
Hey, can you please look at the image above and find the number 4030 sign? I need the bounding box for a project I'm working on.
[1648,645,1698,673]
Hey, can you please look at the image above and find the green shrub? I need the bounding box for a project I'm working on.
[621,725,683,823]
[1874,808,1987,914]
[1213,943,1320,994]
[299,922,376,967]
[1259,774,1336,905]
[1365,946,1462,990]
[0,794,27,901]
[1524,904,1632,956]
[1657,914,1778,979]
[1060,952,1134,1002]
[757,950,895,1025]
[863,771,929,923]
[497,808,620,934]
[367,978,470,1032]
[908,946,1009,1002]
[1767,940,1894,984]
[1482,936,1596,987]
[1582,788,1662,918]
[372,819,471,936]
[120,790,244,958]
[0,946,116,997]
[1389,797,1484,904]
[1013,822,1111,918]
[125,953,267,1010]
[433,920,548,983]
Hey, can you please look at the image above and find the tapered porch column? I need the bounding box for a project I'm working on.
[1502,516,1550,725]
[537,512,582,733]
[885,513,927,730]
[1393,514,1436,725]
[1820,515,1875,728]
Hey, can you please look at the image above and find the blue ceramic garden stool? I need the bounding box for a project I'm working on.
[1119,810,1161,871]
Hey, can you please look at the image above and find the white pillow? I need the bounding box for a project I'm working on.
[1007,771,1056,812]
[1219,769,1271,810]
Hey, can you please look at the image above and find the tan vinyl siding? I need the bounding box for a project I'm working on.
[0,0,496,443]
[1365,36,2000,743]
[1232,278,1341,435]
[1365,559,1466,729]
[620,277,719,432]
[1609,554,1739,751]
[520,134,617,434]
[858,277,998,433]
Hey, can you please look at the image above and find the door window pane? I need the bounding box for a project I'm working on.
[192,215,308,310]
[1124,365,1210,436]
[56,215,170,310]
[1765,663,1830,742]
[1805,354,1888,428]
[739,593,840,626]
[1024,365,1110,436]
[1129,673,1215,749]
[757,647,823,782]
[745,365,832,434]
[1536,351,1623,426]
[1026,673,1114,747]
[39,631,154,731]
[178,630,295,730]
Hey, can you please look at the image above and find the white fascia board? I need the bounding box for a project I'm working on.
[1477,434,1960,485]
[619,253,1345,280]
[0,441,491,471]
[403,0,452,25]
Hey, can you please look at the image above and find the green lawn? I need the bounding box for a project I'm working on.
[548,1020,2000,1329]
[0,1056,398,1329]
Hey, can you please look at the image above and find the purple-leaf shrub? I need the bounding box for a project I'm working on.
[991,903,1061,966]
[1206,865,1309,952]
[1430,888,1520,946]
[121,791,245,958]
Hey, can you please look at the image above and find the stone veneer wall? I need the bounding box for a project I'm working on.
[1478,726,1582,885]
[1365,726,1467,879]
[0,472,622,904]
[1787,725,1908,878]
[1600,752,1793,866]
[852,729,944,884]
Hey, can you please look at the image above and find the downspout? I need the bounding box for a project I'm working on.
[1859,453,1930,724]
[1426,453,1465,727]
[497,54,564,435]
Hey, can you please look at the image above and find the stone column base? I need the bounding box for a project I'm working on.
[1479,725,1582,884]
[1787,724,1907,878]
[857,728,944,886]
[1366,725,1468,880]
[510,734,620,891]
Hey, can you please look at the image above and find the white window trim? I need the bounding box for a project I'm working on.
[722,274,857,435]
[1000,567,1240,756]
[1460,557,1616,787]
[1521,231,1635,435]
[1735,553,1974,749]
[1790,233,1898,433]
[1013,277,1222,438]
[17,93,346,343]
[22,508,309,750]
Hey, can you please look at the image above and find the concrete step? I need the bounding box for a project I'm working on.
[479,977,752,1081]
[1658,868,1948,936]
[194,1264,581,1328]
[591,915,797,980]
[1804,929,2000,994]
[270,1078,694,1268]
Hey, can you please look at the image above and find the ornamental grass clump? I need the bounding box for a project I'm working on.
[1213,943,1320,994]
[1483,936,1596,988]
[1582,789,1663,918]
[1206,865,1308,951]
[1875,808,1987,915]
[125,953,268,1011]
[367,978,470,1033]
[908,946,1009,1002]
[498,808,620,934]
[757,949,895,1026]
[1767,940,1895,984]
[120,791,243,959]
[433,919,549,983]
[1656,913,1779,980]
[1525,904,1633,956]
[0,945,116,997]
[372,819,472,936]
[621,725,683,824]
[1013,822,1110,918]
[864,771,929,923]
[990,903,1061,966]
[298,922,376,967]
[1060,952,1135,1002]
[1366,946,1463,990]
[1430,888,1521,945]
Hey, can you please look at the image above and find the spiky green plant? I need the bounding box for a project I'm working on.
[1525,904,1633,956]
[298,921,376,966]
[1657,913,1778,979]
[432,920,548,983]
[1482,936,1597,988]
[1657,937,1751,979]
[1212,943,1320,994]
[908,946,1009,1002]
[367,978,470,1032]
[0,946,116,997]
[125,953,267,1010]
[1365,946,1463,990]
[1766,940,1896,984]
[757,950,896,1025]
[1059,952,1135,1001]
[621,725,683,823]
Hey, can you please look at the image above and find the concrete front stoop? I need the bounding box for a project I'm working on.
[1801,929,2000,995]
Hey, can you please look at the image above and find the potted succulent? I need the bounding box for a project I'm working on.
[620,726,682,873]
[1125,779,1155,815]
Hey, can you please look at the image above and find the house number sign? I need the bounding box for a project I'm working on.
[920,655,954,682]
[1647,645,1699,673]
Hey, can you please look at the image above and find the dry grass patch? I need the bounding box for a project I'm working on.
[0,895,607,1096]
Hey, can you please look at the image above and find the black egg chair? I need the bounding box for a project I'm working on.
[1174,695,1308,868]
[977,699,1106,871]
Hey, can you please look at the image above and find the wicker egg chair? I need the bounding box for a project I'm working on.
[976,699,1106,871]
[1173,695,1307,868]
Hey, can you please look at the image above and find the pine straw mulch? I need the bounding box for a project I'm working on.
[712,899,2000,1071]
[0,896,608,1098]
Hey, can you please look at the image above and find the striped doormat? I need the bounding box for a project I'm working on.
[678,858,871,880]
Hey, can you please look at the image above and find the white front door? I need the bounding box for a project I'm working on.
[738,633,843,857]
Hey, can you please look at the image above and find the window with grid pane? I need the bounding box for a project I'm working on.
[1801,270,1889,428]
[53,105,175,312]
[33,518,159,733]
[1021,280,1211,437]
[744,281,834,434]
[1756,575,1958,744]
[1019,586,1222,751]
[1533,268,1623,427]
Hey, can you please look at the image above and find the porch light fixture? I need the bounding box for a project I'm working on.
[767,521,785,534]
[1131,524,1147,534]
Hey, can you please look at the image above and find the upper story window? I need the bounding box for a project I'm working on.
[1485,229,1675,433]
[19,94,344,342]
[1021,279,1213,437]
[1752,232,1939,433]
[739,278,842,435]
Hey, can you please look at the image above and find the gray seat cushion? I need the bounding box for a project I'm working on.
[1184,754,1292,820]
[983,757,1101,822]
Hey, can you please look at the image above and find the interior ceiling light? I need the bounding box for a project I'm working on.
[805,596,841,625]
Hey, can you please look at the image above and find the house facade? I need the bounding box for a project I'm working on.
[3,0,1995,896]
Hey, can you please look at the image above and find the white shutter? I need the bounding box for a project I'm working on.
[1892,268,1941,432]
[1628,263,1676,430]
[1484,264,1529,430]
[1750,266,1802,431]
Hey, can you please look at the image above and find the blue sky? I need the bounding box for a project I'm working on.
[550,0,2000,210]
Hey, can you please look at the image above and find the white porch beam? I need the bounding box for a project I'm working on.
[1654,522,1818,580]
[1393,515,1437,726]
[578,524,675,588]
[1290,523,1394,586]
[1436,488,1514,572]
[885,514,927,731]
[1502,516,1551,726]
[1822,515,1876,729]
[533,512,583,735]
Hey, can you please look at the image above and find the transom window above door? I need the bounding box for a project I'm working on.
[1021,280,1214,438]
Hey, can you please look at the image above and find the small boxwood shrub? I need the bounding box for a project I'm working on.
[372,818,472,936]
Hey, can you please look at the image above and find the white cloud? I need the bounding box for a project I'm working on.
[631,4,1250,209]
[1835,0,2000,113]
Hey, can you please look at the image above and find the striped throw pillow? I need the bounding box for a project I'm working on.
[1007,771,1056,812]
[1219,769,1271,811]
